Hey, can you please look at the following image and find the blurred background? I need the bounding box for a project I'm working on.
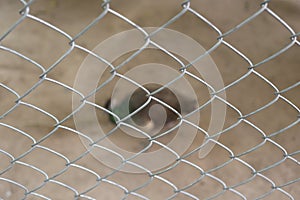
[0,0,299,199]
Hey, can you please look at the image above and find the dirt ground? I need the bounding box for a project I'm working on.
[0,0,299,199]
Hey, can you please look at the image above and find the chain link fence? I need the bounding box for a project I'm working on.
[0,0,299,199]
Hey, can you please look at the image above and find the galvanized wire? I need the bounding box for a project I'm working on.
[0,0,299,199]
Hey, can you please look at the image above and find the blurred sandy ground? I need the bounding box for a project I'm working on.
[0,0,299,199]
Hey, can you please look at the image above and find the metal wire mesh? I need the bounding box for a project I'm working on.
[0,0,299,199]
